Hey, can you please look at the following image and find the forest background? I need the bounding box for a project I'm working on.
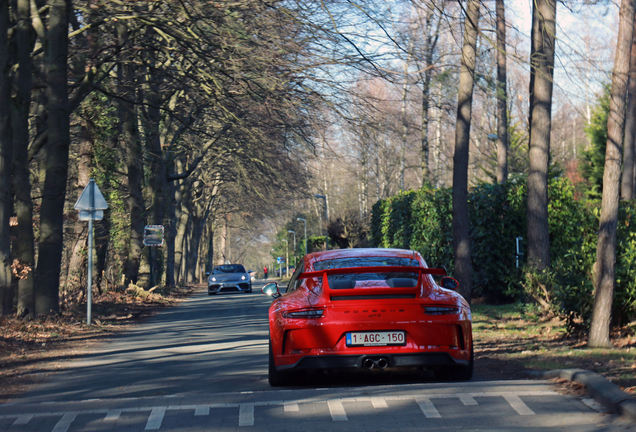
[0,0,634,349]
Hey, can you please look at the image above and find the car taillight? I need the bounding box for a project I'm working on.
[422,306,459,315]
[283,309,324,318]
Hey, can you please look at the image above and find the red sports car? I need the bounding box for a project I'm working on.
[261,248,473,386]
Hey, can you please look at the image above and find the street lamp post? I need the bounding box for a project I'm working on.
[314,194,329,250]
[282,239,288,277]
[288,230,296,269]
[297,217,307,255]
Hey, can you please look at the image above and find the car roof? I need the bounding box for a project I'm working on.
[305,248,424,266]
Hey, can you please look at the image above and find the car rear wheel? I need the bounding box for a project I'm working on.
[437,346,473,381]
[268,340,288,386]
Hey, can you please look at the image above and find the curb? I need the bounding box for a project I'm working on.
[536,369,636,421]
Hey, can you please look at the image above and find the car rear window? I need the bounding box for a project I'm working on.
[213,265,246,274]
[313,257,420,289]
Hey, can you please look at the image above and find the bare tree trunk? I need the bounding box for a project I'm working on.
[0,0,12,315]
[166,179,177,286]
[143,44,168,287]
[36,0,72,315]
[12,0,37,318]
[173,175,190,283]
[527,0,556,271]
[62,121,92,306]
[621,14,636,201]
[418,2,441,186]
[589,0,636,348]
[401,56,408,191]
[116,23,145,286]
[496,0,509,183]
[452,0,479,304]
[218,216,228,265]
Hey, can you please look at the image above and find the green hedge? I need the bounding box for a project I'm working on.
[370,176,636,326]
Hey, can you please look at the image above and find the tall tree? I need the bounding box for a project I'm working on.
[589,0,636,348]
[0,0,11,315]
[416,1,442,186]
[496,0,509,183]
[12,0,36,318]
[36,0,71,314]
[621,16,636,201]
[526,0,557,271]
[452,0,480,304]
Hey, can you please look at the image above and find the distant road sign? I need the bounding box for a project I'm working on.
[79,210,103,221]
[144,225,164,246]
[75,179,108,211]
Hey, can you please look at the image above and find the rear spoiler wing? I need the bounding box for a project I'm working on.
[297,266,446,279]
[298,266,446,293]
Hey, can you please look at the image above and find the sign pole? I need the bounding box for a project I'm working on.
[87,179,94,325]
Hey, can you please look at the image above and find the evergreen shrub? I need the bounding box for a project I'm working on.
[369,177,636,327]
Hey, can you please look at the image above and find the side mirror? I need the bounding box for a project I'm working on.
[262,282,281,299]
[440,276,459,290]
[205,272,210,277]
[248,270,253,273]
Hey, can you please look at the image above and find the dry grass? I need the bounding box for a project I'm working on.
[473,302,636,393]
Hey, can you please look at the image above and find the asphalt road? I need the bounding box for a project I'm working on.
[1,281,634,431]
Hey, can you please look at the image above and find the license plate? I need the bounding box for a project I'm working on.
[346,331,406,347]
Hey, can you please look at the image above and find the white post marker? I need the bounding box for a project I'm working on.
[74,179,108,326]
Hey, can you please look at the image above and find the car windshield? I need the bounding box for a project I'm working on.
[213,265,246,274]
[313,257,420,289]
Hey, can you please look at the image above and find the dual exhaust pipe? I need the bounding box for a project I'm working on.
[362,357,389,370]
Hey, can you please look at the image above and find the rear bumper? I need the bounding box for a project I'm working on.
[208,282,251,293]
[278,352,468,371]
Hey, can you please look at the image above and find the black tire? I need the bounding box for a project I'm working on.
[437,346,473,381]
[268,339,288,386]
[246,284,252,293]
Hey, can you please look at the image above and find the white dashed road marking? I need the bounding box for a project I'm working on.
[503,394,535,416]
[371,397,388,408]
[415,397,442,418]
[12,414,33,425]
[0,390,567,430]
[51,412,78,432]
[239,403,255,426]
[194,405,210,416]
[104,409,122,421]
[145,407,167,430]
[327,399,348,421]
[284,402,299,412]
[459,395,478,406]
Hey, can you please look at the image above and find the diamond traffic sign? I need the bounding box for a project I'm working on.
[74,179,108,211]
[79,210,103,221]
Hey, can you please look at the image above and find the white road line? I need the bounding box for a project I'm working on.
[371,397,388,408]
[284,402,299,412]
[503,394,535,415]
[239,403,255,426]
[459,395,478,406]
[195,405,210,416]
[51,412,78,432]
[12,414,34,425]
[415,397,441,418]
[327,400,348,421]
[104,409,122,421]
[145,407,167,430]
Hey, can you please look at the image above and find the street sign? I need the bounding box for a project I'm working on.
[73,179,108,327]
[144,225,164,246]
[79,210,103,221]
[276,256,285,264]
[74,179,108,211]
